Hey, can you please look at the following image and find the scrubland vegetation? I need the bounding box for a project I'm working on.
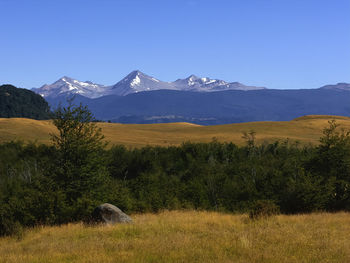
[1,211,350,263]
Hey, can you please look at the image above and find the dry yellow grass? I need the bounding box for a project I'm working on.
[1,115,350,147]
[0,211,350,263]
[0,118,55,145]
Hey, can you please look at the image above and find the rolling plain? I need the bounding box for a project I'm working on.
[1,115,350,147]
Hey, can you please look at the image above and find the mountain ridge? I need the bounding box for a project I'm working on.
[32,76,108,99]
[319,83,350,91]
[32,70,266,98]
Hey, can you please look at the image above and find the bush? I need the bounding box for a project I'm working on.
[0,216,23,238]
[249,200,280,220]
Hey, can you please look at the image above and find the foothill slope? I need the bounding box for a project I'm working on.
[1,115,350,147]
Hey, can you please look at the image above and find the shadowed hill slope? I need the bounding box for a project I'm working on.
[46,88,350,125]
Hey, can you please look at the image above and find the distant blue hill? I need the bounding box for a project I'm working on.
[46,87,350,125]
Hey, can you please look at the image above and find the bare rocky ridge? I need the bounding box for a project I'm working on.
[319,83,350,91]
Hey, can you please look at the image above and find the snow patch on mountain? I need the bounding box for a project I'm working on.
[130,75,141,87]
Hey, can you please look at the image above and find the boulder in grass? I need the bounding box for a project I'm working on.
[92,203,132,224]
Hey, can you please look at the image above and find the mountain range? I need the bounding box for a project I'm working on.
[32,70,265,98]
[30,71,350,125]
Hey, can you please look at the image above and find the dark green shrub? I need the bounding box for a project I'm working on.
[0,216,23,238]
[249,200,280,220]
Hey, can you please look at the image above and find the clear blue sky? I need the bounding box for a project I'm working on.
[1,0,349,90]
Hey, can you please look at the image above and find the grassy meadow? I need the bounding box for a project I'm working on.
[1,115,350,147]
[0,210,349,263]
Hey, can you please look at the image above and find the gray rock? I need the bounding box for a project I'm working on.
[92,203,132,224]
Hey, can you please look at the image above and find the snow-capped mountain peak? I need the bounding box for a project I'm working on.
[32,71,266,99]
[173,75,230,91]
[32,76,108,99]
[111,70,175,95]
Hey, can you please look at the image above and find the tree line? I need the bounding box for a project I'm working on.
[1,103,350,236]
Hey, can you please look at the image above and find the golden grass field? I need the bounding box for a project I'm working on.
[0,210,350,263]
[1,115,350,147]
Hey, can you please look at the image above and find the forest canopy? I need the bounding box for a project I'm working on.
[0,84,50,119]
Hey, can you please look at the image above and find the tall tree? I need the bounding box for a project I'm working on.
[305,120,350,210]
[51,102,110,221]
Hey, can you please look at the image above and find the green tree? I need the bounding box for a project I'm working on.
[305,120,350,210]
[50,102,111,222]
[309,120,350,180]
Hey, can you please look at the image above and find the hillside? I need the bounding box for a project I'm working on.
[1,115,350,147]
[45,87,350,125]
[0,85,50,119]
[1,211,349,263]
